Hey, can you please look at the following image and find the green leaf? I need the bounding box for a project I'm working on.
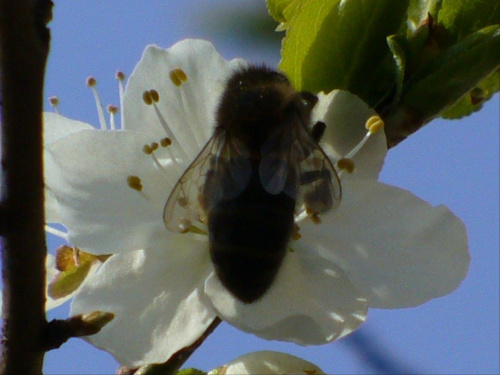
[47,245,107,299]
[384,25,500,139]
[48,260,93,299]
[441,69,500,119]
[177,369,206,375]
[278,0,410,107]
[387,35,407,104]
[438,0,500,39]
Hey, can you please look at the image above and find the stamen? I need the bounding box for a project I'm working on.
[365,115,384,135]
[171,70,204,146]
[141,141,176,185]
[115,71,125,103]
[341,115,384,162]
[142,89,188,161]
[115,71,125,128]
[45,225,68,240]
[337,158,355,174]
[107,104,118,130]
[169,68,188,87]
[126,175,143,192]
[48,96,60,114]
[86,76,107,130]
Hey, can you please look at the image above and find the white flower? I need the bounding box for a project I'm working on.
[208,350,324,375]
[44,39,470,366]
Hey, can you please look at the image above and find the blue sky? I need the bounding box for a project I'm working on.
[12,1,500,374]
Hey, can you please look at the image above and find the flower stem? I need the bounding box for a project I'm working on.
[0,0,52,374]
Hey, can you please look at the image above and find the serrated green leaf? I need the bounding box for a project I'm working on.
[279,0,409,108]
[441,69,500,119]
[438,0,500,39]
[407,0,443,32]
[266,0,295,24]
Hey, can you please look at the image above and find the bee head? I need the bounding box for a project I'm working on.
[216,66,316,149]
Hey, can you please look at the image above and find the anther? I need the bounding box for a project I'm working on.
[127,175,143,191]
[365,115,384,134]
[107,105,119,114]
[169,68,188,86]
[142,89,160,105]
[160,137,172,147]
[142,91,153,105]
[149,89,159,102]
[291,224,302,240]
[179,218,192,234]
[49,96,59,107]
[310,213,321,224]
[142,145,153,155]
[337,158,355,174]
[150,142,159,151]
[48,96,60,114]
[86,76,97,87]
[107,105,119,130]
[115,71,125,81]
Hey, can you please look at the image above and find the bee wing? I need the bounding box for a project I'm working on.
[259,125,295,195]
[296,135,342,214]
[259,118,341,214]
[163,131,251,233]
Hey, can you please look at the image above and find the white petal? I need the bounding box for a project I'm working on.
[314,90,386,180]
[305,180,470,308]
[211,350,325,375]
[46,129,173,254]
[123,39,246,159]
[43,112,94,144]
[70,243,216,367]
[205,249,367,345]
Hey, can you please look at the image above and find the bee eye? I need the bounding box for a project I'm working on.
[299,91,318,110]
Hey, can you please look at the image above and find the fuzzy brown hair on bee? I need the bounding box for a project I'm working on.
[164,65,341,303]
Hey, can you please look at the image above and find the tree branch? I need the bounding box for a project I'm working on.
[0,0,52,374]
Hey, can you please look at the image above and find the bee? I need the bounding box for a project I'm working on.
[163,66,341,303]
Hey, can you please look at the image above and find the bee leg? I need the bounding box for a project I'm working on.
[310,121,326,143]
[299,169,331,185]
[300,168,334,213]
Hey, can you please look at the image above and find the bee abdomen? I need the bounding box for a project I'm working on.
[208,193,295,303]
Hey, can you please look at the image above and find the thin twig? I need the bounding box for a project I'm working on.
[117,317,222,375]
[0,0,52,374]
[43,312,115,352]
